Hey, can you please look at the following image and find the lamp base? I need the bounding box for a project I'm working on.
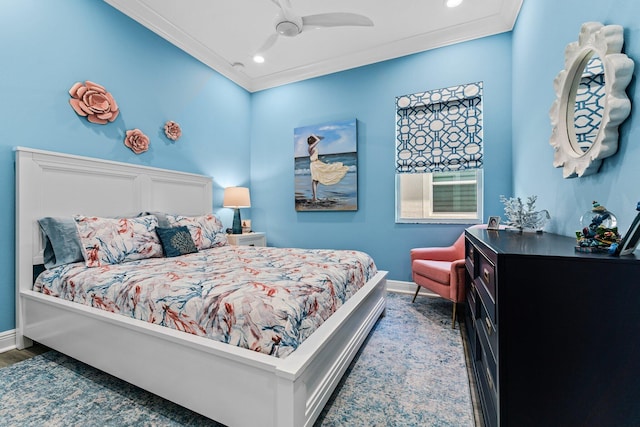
[232,208,242,234]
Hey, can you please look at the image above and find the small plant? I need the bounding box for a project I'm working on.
[499,195,549,231]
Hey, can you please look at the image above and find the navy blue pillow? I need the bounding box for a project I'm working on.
[156,226,198,257]
[38,217,84,268]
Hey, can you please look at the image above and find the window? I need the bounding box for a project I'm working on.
[395,82,483,224]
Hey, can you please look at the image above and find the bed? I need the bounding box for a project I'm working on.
[15,147,387,427]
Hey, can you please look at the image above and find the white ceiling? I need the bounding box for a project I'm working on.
[105,0,523,93]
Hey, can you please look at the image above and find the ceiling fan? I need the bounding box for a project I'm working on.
[253,0,374,61]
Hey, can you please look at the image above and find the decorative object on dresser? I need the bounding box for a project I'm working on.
[487,216,500,230]
[499,195,549,232]
[575,200,621,253]
[464,227,640,427]
[223,186,251,234]
[226,231,266,247]
[615,201,640,256]
[549,22,634,178]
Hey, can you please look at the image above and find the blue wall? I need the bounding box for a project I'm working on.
[512,0,640,236]
[4,0,640,336]
[250,34,513,282]
[0,1,251,333]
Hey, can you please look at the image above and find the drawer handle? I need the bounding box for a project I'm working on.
[483,268,490,282]
[484,316,493,335]
[486,365,494,391]
[249,244,255,246]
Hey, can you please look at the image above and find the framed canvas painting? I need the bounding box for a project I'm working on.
[294,118,358,211]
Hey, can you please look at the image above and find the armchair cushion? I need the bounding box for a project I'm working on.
[412,260,452,285]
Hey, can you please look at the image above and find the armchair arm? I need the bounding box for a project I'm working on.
[449,259,467,302]
[411,245,460,262]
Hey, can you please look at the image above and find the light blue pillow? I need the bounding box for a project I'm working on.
[38,217,84,269]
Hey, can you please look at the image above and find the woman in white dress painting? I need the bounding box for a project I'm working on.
[307,134,349,201]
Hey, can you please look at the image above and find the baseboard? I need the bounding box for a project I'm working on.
[387,279,439,298]
[0,329,16,353]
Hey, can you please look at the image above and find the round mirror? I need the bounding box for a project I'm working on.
[549,22,633,178]
[571,52,604,153]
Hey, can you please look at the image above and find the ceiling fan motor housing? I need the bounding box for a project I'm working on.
[276,20,301,37]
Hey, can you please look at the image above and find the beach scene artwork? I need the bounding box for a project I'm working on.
[294,118,358,211]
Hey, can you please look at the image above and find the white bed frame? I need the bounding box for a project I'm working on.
[15,147,387,427]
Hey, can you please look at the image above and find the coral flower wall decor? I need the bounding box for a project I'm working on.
[69,81,119,124]
[124,129,150,154]
[164,120,182,141]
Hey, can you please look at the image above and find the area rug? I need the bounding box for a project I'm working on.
[0,293,474,426]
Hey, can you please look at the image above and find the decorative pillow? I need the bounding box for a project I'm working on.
[74,215,163,267]
[156,226,198,257]
[38,217,84,268]
[166,214,228,250]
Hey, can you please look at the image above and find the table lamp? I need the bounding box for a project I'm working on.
[223,187,251,234]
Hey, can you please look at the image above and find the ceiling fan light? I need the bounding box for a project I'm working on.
[445,0,463,7]
[253,54,265,63]
[276,21,301,37]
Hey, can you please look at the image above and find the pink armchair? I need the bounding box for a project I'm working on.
[410,231,467,327]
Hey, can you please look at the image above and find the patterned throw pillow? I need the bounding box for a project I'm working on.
[166,214,228,250]
[156,226,198,257]
[74,215,163,267]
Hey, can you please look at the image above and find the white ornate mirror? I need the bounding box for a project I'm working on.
[549,22,634,178]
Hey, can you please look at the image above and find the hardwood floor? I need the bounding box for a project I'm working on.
[0,343,50,368]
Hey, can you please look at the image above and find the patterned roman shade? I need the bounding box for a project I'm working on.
[396,82,483,173]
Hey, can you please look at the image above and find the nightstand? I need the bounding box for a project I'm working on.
[226,232,266,247]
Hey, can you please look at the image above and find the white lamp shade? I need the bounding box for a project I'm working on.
[223,187,251,208]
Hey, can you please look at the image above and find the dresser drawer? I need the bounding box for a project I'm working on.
[475,252,496,325]
[476,330,498,427]
[478,285,498,356]
[467,283,478,319]
[464,304,477,359]
[465,239,476,273]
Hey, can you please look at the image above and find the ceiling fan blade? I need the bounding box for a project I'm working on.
[255,33,279,56]
[302,13,373,30]
[271,0,297,21]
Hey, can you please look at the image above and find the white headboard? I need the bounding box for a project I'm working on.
[15,147,213,288]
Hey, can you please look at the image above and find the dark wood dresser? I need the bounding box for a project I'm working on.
[464,227,640,427]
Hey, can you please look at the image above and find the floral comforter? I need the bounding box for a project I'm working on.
[34,245,378,358]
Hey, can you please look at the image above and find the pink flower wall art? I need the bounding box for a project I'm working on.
[164,121,182,141]
[124,129,150,154]
[69,81,119,124]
